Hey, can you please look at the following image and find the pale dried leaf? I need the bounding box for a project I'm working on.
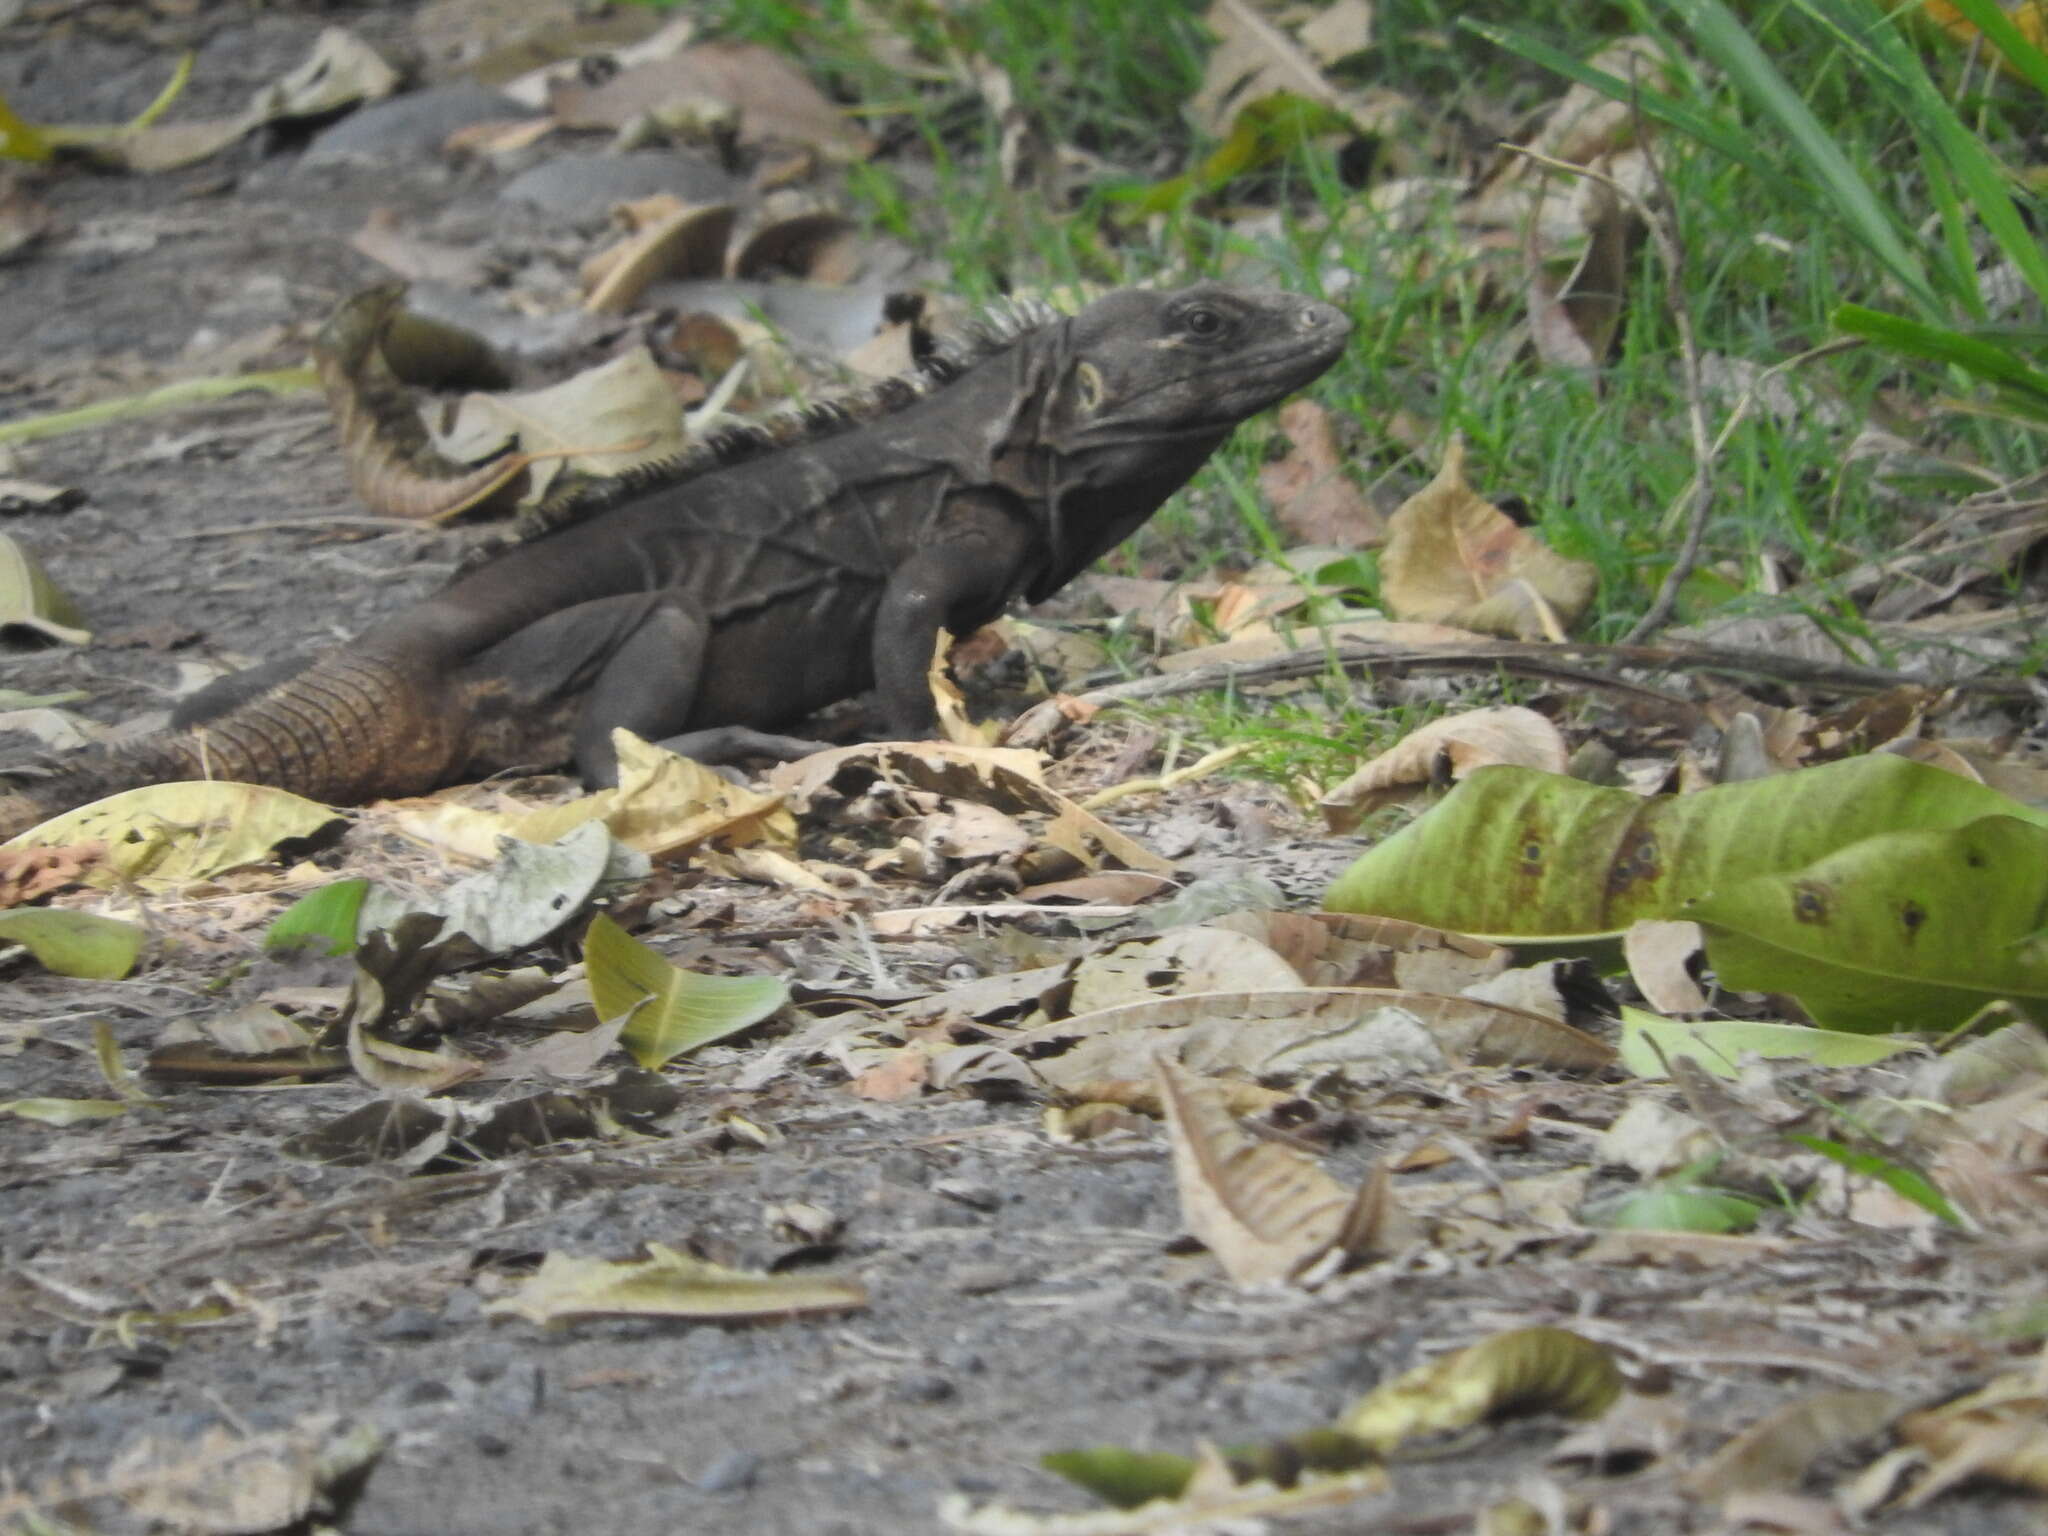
[1156,1054,1380,1286]
[1380,438,1597,638]
[1318,705,1567,830]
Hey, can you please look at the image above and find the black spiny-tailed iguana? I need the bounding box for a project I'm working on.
[0,284,1349,837]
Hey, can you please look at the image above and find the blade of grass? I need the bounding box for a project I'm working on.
[1666,0,1941,315]
[1834,303,2048,405]
[1941,0,2048,99]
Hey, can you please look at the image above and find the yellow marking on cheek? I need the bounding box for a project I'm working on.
[1076,361,1106,411]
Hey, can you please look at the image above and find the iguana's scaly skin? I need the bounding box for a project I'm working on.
[0,284,1348,837]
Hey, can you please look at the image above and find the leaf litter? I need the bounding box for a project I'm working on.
[6,5,2048,1534]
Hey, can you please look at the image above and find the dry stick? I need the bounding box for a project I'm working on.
[1004,636,2031,746]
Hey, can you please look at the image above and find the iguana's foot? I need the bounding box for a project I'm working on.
[653,726,838,764]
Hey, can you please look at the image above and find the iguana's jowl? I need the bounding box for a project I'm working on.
[0,284,1349,836]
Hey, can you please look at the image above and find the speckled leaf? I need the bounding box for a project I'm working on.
[1325,754,2048,943]
[1689,815,2048,1032]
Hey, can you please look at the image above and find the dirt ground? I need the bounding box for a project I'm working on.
[4,6,2047,1535]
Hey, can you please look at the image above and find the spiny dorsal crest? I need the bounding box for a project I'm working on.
[511,293,1065,543]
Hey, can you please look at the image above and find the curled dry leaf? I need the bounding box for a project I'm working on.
[1623,919,1710,1014]
[0,532,89,645]
[315,284,534,521]
[431,346,691,510]
[1896,1375,2048,1499]
[1156,1055,1403,1287]
[1379,438,1596,640]
[581,198,736,314]
[1338,1326,1624,1454]
[1318,705,1569,831]
[728,196,861,283]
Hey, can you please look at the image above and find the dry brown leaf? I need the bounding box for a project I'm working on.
[1527,176,1636,371]
[346,1017,481,1096]
[1039,793,1175,875]
[109,1416,382,1535]
[0,840,104,907]
[1258,399,1385,549]
[512,730,794,859]
[728,198,861,282]
[349,207,490,287]
[1298,0,1375,64]
[1897,1375,2048,1500]
[1317,705,1568,831]
[315,285,535,522]
[1189,0,1405,139]
[1014,986,1614,1091]
[547,43,875,159]
[1204,909,1511,991]
[767,741,1049,816]
[1380,439,1595,638]
[1685,1390,1904,1502]
[1156,1055,1396,1286]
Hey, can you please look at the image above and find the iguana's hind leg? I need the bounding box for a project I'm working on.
[571,599,709,786]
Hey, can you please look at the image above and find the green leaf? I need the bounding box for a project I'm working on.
[0,92,52,163]
[265,878,371,957]
[1324,754,2046,942]
[1618,1008,1919,1079]
[0,908,143,979]
[1834,305,2048,421]
[0,1098,128,1125]
[1041,1447,1195,1509]
[1593,1181,1763,1233]
[1689,815,2048,1032]
[1787,1134,1963,1225]
[584,913,787,1070]
[1941,0,2048,98]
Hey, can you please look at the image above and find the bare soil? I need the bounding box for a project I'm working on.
[2,7,2044,1535]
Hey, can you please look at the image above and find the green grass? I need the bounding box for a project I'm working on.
[650,0,2048,771]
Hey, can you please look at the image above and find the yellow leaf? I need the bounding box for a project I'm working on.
[4,781,342,890]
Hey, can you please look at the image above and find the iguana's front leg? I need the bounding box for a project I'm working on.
[871,496,1037,739]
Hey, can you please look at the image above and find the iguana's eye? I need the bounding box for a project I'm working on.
[1182,306,1224,338]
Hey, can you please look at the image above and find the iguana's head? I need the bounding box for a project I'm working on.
[1011,283,1349,600]
[1042,283,1351,459]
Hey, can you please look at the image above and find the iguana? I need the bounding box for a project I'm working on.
[0,283,1349,838]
